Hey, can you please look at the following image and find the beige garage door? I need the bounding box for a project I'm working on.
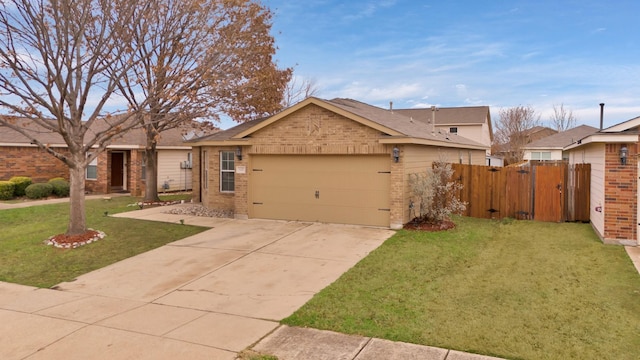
[250,155,390,227]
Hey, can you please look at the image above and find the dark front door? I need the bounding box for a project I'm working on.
[111,152,124,188]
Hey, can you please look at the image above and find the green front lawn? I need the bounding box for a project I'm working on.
[0,195,207,288]
[284,217,640,360]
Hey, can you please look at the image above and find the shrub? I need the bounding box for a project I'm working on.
[25,183,53,199]
[48,178,70,197]
[0,181,15,200]
[9,176,32,197]
[48,177,65,182]
[408,161,466,224]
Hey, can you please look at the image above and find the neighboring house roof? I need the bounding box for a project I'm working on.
[524,125,599,150]
[0,116,205,148]
[523,126,553,136]
[394,106,490,125]
[190,97,489,150]
[395,106,493,141]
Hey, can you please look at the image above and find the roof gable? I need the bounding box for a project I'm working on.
[233,97,406,139]
[602,115,640,133]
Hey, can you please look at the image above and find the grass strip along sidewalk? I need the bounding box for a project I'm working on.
[284,217,640,360]
[0,195,206,288]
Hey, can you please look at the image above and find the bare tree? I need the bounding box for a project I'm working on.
[493,105,540,164]
[118,0,292,202]
[282,76,319,107]
[549,103,577,131]
[0,0,149,235]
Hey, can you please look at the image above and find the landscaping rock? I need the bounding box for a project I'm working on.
[165,204,233,218]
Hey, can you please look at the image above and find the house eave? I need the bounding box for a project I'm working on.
[379,137,489,151]
[522,146,565,151]
[564,134,639,150]
[187,139,251,147]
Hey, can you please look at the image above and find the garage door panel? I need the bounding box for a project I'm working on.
[250,155,390,227]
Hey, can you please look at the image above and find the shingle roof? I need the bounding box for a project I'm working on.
[524,125,599,148]
[325,98,486,147]
[0,116,199,147]
[186,117,269,142]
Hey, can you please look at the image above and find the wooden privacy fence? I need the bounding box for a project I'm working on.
[451,162,590,222]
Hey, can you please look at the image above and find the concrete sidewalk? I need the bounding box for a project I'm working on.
[253,325,504,360]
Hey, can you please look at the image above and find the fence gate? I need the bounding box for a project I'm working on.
[451,162,590,222]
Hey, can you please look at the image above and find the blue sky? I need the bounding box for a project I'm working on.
[223,0,640,129]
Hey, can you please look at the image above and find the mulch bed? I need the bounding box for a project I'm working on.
[45,229,106,249]
[403,219,456,231]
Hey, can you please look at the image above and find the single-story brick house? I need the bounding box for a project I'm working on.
[0,118,195,196]
[565,117,640,246]
[188,97,490,229]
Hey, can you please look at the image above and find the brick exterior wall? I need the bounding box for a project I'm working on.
[0,146,68,182]
[1,146,149,195]
[200,147,236,211]
[85,151,109,194]
[603,143,637,243]
[250,104,388,155]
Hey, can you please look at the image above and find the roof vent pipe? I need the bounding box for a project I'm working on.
[599,103,604,130]
[389,101,393,111]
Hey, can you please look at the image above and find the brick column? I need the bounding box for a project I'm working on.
[603,143,637,244]
[128,150,143,196]
[234,147,249,219]
[389,145,404,229]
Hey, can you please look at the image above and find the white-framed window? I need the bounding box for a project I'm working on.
[86,153,97,180]
[220,151,234,192]
[450,127,458,134]
[530,151,552,160]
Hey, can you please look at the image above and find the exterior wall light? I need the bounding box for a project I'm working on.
[236,146,242,161]
[620,145,628,165]
[393,146,400,163]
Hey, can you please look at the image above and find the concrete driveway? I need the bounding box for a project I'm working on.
[0,208,394,360]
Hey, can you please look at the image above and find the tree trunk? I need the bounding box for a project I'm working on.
[143,142,161,202]
[67,164,87,236]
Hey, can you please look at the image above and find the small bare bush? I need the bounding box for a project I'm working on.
[409,161,466,224]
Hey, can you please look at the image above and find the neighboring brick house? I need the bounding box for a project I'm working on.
[188,97,490,229]
[0,119,195,196]
[565,117,640,246]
